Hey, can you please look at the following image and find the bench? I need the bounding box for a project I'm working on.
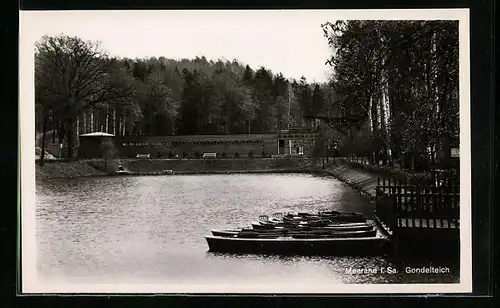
[202,152,217,159]
[136,154,151,159]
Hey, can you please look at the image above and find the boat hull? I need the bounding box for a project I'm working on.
[205,234,389,256]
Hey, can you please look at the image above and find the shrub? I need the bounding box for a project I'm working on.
[235,152,240,158]
[261,151,266,158]
[168,152,174,159]
[182,152,188,158]
[248,150,254,158]
[195,151,201,158]
[221,152,227,158]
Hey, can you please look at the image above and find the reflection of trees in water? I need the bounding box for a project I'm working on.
[334,188,374,217]
[267,183,374,215]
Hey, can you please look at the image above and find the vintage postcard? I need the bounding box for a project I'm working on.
[19,9,471,294]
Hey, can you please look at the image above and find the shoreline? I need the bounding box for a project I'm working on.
[35,158,398,202]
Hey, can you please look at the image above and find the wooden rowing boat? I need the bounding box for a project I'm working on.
[206,211,388,256]
[211,227,376,238]
[205,224,388,256]
[251,220,370,230]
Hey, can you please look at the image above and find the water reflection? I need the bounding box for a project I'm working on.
[36,174,458,285]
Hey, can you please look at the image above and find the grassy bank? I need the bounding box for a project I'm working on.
[35,158,312,180]
[89,158,311,174]
[36,160,108,180]
[319,163,382,200]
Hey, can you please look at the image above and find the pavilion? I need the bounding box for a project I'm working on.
[77,132,115,158]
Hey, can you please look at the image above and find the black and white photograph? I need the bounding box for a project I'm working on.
[20,9,471,293]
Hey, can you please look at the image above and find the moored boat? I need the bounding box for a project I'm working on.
[211,229,244,237]
[290,229,376,238]
[206,211,388,256]
[205,227,388,256]
[248,221,373,232]
[279,211,366,224]
[251,220,369,230]
[212,227,376,237]
[298,224,374,232]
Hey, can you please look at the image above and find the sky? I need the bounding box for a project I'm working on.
[20,9,467,83]
[21,10,338,83]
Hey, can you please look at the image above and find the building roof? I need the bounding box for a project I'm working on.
[79,132,115,137]
[118,132,318,142]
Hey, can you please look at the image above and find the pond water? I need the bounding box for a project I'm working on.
[35,173,459,288]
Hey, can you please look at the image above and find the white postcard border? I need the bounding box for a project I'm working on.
[20,9,472,294]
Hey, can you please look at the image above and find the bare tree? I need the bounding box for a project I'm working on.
[35,34,134,161]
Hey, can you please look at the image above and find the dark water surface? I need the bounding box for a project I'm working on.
[36,173,459,286]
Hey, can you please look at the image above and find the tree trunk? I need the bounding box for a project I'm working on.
[39,115,48,166]
[90,109,94,132]
[149,102,154,136]
[76,116,80,142]
[114,114,119,136]
[379,68,391,166]
[83,111,87,134]
[105,108,109,134]
[66,119,74,158]
[52,120,56,143]
[370,87,380,165]
[112,108,116,135]
[58,121,65,144]
[430,142,436,169]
